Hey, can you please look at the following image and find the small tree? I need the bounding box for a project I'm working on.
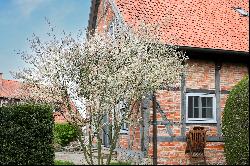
[13,20,187,165]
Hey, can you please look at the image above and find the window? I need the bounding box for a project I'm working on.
[112,100,129,134]
[108,20,115,37]
[118,101,129,134]
[234,7,249,17]
[186,93,216,123]
[120,108,129,133]
[108,18,122,39]
[0,100,8,107]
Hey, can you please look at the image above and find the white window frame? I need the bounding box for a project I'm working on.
[108,19,115,38]
[118,100,129,134]
[186,93,217,123]
[112,100,129,134]
[0,99,8,107]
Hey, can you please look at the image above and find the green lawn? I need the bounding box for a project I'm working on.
[110,161,131,165]
[54,160,75,165]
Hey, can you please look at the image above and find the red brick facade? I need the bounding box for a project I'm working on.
[116,60,248,165]
[147,60,248,165]
[89,0,249,164]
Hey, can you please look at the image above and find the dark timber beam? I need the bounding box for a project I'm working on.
[152,92,157,165]
[140,103,145,152]
[186,88,230,94]
[156,136,224,142]
[215,62,222,136]
[180,73,186,136]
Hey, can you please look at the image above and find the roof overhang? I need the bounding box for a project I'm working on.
[177,46,249,63]
[178,46,249,56]
[87,0,100,37]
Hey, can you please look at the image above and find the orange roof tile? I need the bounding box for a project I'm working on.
[115,0,249,52]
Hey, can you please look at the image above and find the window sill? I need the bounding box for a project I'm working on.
[186,120,217,124]
[119,130,129,135]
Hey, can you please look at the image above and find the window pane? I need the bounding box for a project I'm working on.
[194,96,199,107]
[124,123,128,131]
[122,123,125,130]
[194,108,199,118]
[206,108,213,118]
[207,97,213,107]
[202,108,213,118]
[202,97,206,107]
[202,108,207,118]
[188,96,193,118]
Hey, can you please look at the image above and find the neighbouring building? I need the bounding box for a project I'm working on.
[0,73,21,107]
[0,72,71,123]
[88,0,249,165]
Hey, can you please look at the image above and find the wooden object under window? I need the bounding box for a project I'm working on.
[185,126,207,164]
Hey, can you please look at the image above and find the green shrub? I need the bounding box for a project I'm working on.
[54,160,75,165]
[54,123,78,146]
[0,103,54,165]
[222,76,249,165]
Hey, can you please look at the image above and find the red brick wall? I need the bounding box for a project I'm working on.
[146,60,248,165]
[116,60,248,165]
[186,59,215,89]
[118,102,142,151]
[220,62,248,111]
[147,141,226,165]
[220,62,248,91]
[95,0,115,33]
[54,112,66,123]
[53,102,80,123]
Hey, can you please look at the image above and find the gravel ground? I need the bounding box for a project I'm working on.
[55,152,113,165]
[55,152,86,165]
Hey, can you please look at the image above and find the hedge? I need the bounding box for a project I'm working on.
[0,103,54,165]
[54,123,78,146]
[222,76,249,165]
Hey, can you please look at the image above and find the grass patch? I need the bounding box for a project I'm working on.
[110,161,131,165]
[54,160,75,165]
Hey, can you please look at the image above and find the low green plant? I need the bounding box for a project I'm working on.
[54,160,74,165]
[54,123,78,146]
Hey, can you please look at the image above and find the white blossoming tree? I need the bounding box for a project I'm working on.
[13,20,187,165]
